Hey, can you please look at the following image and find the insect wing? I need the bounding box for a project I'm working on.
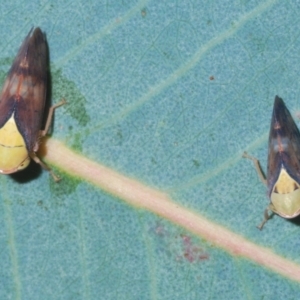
[0,27,47,152]
[267,96,300,218]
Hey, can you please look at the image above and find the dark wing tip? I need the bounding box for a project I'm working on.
[273,95,286,112]
[23,27,44,45]
[28,27,45,45]
[31,27,43,38]
[7,26,47,79]
[274,95,283,105]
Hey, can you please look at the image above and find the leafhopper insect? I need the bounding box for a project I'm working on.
[244,96,300,229]
[0,27,65,181]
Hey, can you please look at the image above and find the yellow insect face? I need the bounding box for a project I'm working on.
[270,167,300,218]
[0,114,30,173]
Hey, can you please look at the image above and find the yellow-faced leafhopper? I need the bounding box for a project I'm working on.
[244,96,300,229]
[0,28,65,181]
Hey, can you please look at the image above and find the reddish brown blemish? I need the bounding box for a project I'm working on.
[181,234,209,263]
[276,135,284,153]
[274,121,281,130]
[15,75,24,101]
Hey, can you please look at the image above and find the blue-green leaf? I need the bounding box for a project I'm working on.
[1,0,300,299]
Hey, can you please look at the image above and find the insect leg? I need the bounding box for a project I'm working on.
[243,151,267,185]
[257,208,273,230]
[40,99,66,137]
[30,152,60,182]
